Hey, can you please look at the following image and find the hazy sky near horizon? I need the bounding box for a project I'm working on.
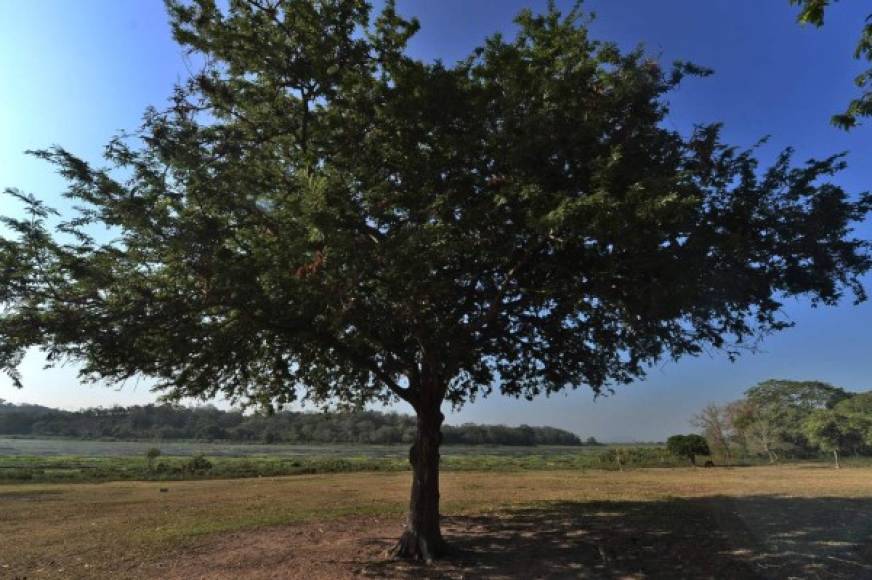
[1,0,871,441]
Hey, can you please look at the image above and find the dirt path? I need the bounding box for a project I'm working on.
[143,496,872,579]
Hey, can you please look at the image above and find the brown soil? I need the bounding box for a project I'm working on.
[143,496,872,580]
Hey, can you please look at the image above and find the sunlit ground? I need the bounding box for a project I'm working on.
[2,464,871,578]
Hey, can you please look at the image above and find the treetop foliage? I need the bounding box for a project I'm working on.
[790,0,872,128]
[693,380,872,462]
[2,0,870,415]
[666,433,710,463]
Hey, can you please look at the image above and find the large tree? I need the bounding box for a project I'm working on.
[729,399,786,463]
[743,379,850,453]
[803,408,871,468]
[2,0,871,561]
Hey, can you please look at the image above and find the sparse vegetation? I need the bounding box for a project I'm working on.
[3,465,872,579]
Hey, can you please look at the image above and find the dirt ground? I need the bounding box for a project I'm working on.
[144,495,872,579]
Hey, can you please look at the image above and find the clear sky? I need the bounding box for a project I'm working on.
[1,0,871,441]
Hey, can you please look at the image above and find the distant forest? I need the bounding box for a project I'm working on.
[0,401,591,446]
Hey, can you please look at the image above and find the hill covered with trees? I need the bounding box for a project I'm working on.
[0,401,588,446]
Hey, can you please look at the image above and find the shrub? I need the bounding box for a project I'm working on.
[184,454,212,473]
[598,446,676,468]
[666,434,710,465]
[145,447,161,470]
[3,468,35,481]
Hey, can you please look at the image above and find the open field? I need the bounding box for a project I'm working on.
[0,436,612,458]
[2,465,872,579]
[0,437,683,483]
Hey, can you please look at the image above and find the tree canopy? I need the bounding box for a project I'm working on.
[666,434,710,465]
[2,0,869,412]
[790,0,872,128]
[741,379,849,452]
[2,0,871,560]
[692,380,872,464]
[802,408,872,468]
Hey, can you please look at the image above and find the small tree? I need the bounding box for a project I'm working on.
[145,447,162,471]
[729,399,786,463]
[804,410,846,468]
[185,453,213,473]
[836,393,872,456]
[804,409,872,468]
[667,434,710,465]
[2,0,871,561]
[692,403,734,464]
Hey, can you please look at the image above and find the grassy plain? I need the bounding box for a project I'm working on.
[0,437,681,483]
[0,436,627,458]
[2,464,872,578]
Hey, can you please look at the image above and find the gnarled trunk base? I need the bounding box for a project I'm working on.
[389,528,449,563]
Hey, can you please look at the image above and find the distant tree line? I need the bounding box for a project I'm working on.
[692,380,872,467]
[0,401,588,446]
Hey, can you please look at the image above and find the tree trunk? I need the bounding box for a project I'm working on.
[390,400,447,562]
[833,449,841,469]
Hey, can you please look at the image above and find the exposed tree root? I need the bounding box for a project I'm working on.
[388,529,450,563]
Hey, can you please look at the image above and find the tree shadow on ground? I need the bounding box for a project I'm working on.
[359,496,872,579]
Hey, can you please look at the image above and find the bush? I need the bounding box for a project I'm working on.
[184,454,213,473]
[2,468,35,481]
[666,434,710,465]
[598,446,677,468]
[145,447,161,470]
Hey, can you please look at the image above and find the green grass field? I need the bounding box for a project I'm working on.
[0,435,625,457]
[4,436,865,484]
[0,437,685,483]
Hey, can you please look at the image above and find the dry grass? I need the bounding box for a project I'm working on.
[2,464,871,578]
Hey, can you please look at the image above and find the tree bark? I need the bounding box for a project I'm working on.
[389,398,448,562]
[833,449,841,469]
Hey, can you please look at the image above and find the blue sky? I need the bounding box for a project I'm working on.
[1,0,870,440]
